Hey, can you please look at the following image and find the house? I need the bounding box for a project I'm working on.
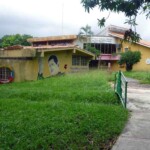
[0,35,95,83]
[0,25,149,83]
[79,25,150,71]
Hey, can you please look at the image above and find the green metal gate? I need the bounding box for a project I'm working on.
[114,71,128,108]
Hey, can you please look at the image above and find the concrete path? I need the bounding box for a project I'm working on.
[112,78,150,150]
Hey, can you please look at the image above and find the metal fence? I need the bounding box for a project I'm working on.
[114,71,128,108]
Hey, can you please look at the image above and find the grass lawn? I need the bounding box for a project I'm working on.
[124,71,150,84]
[0,71,128,149]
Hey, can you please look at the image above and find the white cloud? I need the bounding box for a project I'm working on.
[0,0,149,40]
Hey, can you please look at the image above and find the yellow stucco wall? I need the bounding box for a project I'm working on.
[121,42,150,71]
[0,49,36,58]
[0,48,93,82]
[112,38,150,71]
[0,58,38,82]
[43,50,91,77]
[43,50,72,77]
[111,61,123,71]
[0,48,38,82]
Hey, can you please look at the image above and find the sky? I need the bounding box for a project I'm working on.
[0,0,150,41]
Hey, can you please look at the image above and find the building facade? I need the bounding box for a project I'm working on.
[0,25,149,83]
[0,35,95,83]
[76,25,150,71]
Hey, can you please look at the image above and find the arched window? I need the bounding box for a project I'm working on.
[0,67,14,83]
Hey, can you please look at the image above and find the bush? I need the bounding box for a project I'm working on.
[118,50,141,71]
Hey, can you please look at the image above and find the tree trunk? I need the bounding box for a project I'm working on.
[126,63,133,71]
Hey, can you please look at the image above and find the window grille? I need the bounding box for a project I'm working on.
[72,56,80,66]
[81,56,88,66]
[0,67,12,80]
[72,56,88,66]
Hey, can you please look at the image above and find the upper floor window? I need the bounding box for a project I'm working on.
[83,43,116,54]
[116,44,121,53]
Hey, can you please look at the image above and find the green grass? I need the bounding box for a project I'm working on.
[124,71,150,84]
[0,71,128,149]
[105,71,117,82]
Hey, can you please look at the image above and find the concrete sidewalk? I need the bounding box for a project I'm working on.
[112,78,150,150]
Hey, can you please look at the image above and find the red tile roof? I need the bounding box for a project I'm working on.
[109,32,150,48]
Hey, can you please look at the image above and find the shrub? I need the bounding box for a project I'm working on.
[118,50,141,71]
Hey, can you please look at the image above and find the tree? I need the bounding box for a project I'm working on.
[21,34,33,46]
[86,43,100,56]
[78,24,94,36]
[81,0,150,42]
[0,34,32,48]
[118,50,141,71]
[78,25,99,54]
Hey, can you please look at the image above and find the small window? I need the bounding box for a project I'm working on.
[124,47,129,52]
[0,67,14,83]
[0,67,11,80]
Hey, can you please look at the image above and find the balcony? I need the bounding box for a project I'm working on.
[97,54,120,61]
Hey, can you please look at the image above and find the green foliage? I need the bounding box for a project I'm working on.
[78,24,94,36]
[143,2,150,19]
[0,71,128,149]
[123,29,141,43]
[106,71,118,82]
[97,17,106,28]
[78,25,98,55]
[0,34,32,48]
[0,71,118,104]
[118,50,141,71]
[86,43,100,56]
[81,0,150,19]
[81,0,150,42]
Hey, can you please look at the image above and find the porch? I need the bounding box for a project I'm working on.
[89,54,120,70]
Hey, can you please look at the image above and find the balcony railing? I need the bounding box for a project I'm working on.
[97,54,120,61]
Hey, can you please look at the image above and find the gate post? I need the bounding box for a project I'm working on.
[117,71,122,97]
[124,81,128,108]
